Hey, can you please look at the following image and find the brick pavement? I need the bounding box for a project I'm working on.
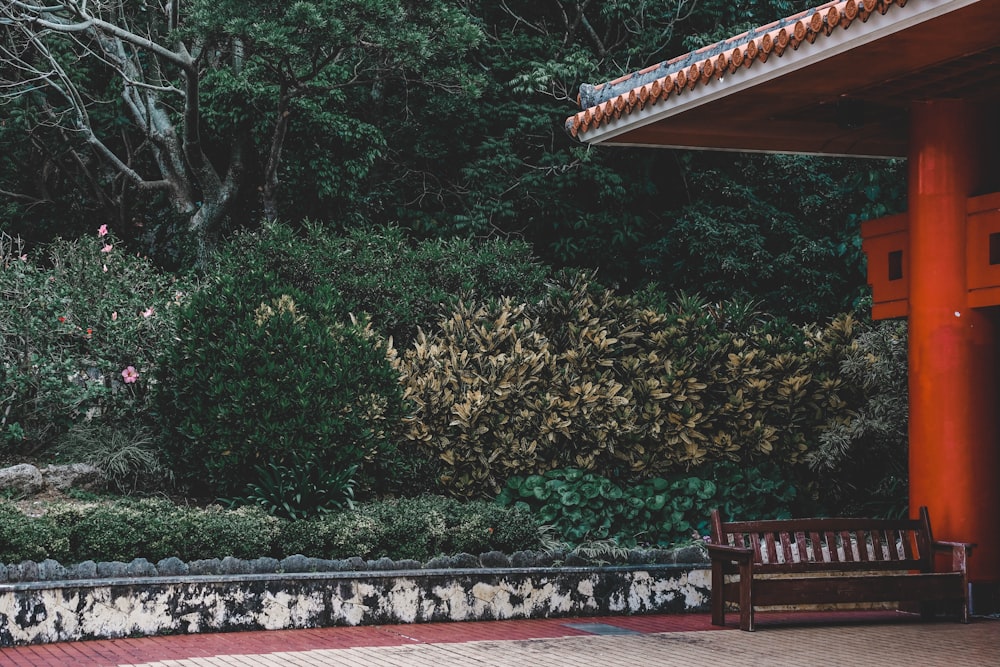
[2,612,997,667]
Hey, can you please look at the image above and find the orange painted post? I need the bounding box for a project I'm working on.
[907,99,1000,585]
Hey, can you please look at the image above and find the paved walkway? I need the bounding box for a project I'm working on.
[3,612,998,667]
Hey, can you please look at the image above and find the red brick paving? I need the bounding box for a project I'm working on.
[0,611,923,667]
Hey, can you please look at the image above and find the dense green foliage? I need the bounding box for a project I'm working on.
[0,0,483,263]
[809,320,909,517]
[155,266,404,499]
[497,463,798,548]
[1,1,905,321]
[397,273,860,498]
[0,496,540,564]
[216,222,549,343]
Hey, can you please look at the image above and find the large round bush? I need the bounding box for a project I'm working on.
[155,267,404,499]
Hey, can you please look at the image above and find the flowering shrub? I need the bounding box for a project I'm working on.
[0,230,190,457]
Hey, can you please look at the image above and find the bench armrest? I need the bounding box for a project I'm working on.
[706,544,753,564]
[933,540,976,574]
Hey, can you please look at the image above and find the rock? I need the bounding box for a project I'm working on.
[69,560,98,579]
[126,558,157,577]
[0,464,45,497]
[38,559,68,581]
[393,559,423,571]
[248,557,280,574]
[450,553,479,569]
[343,556,366,571]
[96,561,128,578]
[510,550,544,568]
[188,559,222,575]
[156,557,189,576]
[40,463,104,492]
[279,555,311,573]
[220,556,250,575]
[9,561,39,582]
[424,556,452,569]
[479,551,510,568]
[367,557,396,571]
[673,545,709,565]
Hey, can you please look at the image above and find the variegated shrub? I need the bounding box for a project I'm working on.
[396,274,860,497]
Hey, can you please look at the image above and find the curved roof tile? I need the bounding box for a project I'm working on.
[567,0,907,139]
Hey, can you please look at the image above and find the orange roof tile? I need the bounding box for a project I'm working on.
[565,0,948,146]
[565,0,1000,156]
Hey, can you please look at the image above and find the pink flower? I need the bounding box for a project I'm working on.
[111,311,118,321]
[142,307,155,318]
[19,254,27,262]
[103,264,108,273]
[98,224,108,237]
[101,244,113,253]
[121,366,139,384]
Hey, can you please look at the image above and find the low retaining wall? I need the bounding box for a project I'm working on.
[0,565,710,646]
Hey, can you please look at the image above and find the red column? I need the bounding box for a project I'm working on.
[908,99,1000,583]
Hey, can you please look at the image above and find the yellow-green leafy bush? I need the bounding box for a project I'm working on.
[395,274,859,497]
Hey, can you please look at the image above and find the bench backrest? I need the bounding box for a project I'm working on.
[710,507,935,573]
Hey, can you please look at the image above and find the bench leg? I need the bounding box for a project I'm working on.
[739,567,754,632]
[711,566,726,626]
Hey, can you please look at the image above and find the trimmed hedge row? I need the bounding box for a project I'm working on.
[0,496,540,564]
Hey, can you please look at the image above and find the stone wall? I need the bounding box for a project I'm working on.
[0,565,711,646]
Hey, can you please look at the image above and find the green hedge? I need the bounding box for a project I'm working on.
[279,495,541,561]
[0,496,540,564]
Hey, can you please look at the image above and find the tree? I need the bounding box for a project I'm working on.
[371,0,903,319]
[0,1,480,262]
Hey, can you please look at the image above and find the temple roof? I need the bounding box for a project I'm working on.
[566,0,1000,157]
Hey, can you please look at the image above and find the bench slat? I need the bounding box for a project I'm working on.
[749,559,921,574]
[780,532,794,563]
[825,531,839,562]
[858,531,871,562]
[765,533,779,564]
[871,530,884,560]
[723,572,964,607]
[795,531,809,563]
[723,517,923,533]
[809,531,823,562]
[841,531,855,561]
[901,530,916,560]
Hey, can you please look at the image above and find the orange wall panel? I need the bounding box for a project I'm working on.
[861,213,909,319]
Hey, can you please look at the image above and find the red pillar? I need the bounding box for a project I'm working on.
[908,99,1000,583]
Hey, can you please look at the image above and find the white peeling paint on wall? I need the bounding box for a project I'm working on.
[0,566,711,646]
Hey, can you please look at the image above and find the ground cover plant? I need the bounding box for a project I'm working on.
[496,463,798,549]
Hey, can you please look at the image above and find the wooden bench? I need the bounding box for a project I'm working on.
[708,507,974,631]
